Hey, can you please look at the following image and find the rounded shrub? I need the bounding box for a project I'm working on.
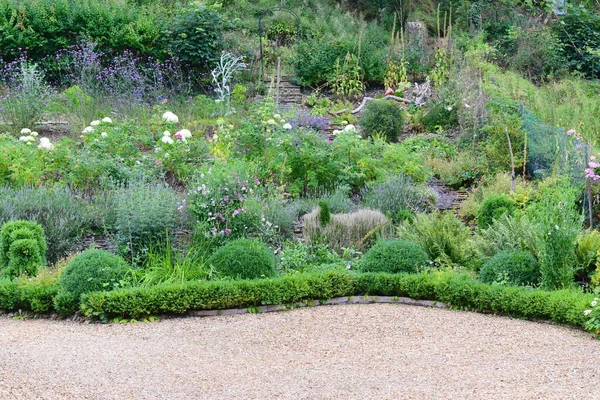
[0,220,47,278]
[209,239,276,280]
[360,239,428,274]
[59,249,131,299]
[359,100,404,142]
[477,194,516,229]
[480,250,540,286]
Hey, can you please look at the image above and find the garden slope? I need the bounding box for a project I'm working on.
[1,304,599,400]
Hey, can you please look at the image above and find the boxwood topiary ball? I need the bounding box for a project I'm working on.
[480,250,540,286]
[360,239,428,274]
[209,239,276,280]
[59,249,131,298]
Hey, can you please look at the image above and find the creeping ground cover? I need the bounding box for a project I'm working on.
[1,0,600,336]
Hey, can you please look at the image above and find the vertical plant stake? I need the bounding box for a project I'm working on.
[211,52,247,116]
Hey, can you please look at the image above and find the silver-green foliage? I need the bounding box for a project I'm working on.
[0,63,55,131]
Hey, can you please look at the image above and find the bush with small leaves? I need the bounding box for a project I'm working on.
[478,194,516,229]
[209,239,276,280]
[359,100,404,142]
[480,250,540,287]
[58,249,131,302]
[360,239,428,274]
[0,220,47,278]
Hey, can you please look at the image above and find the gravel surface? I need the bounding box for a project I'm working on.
[1,304,599,400]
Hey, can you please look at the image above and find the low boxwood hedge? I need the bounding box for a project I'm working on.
[0,270,593,330]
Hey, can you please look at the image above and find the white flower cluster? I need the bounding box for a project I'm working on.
[162,111,179,124]
[82,117,113,135]
[332,123,357,135]
[584,298,599,317]
[18,128,54,150]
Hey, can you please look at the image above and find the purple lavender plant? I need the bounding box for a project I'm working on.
[291,114,328,131]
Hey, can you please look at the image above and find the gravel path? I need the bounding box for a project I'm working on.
[1,304,599,400]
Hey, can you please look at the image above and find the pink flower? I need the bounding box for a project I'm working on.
[154,160,163,166]
[566,129,575,136]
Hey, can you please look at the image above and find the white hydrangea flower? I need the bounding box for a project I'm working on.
[343,124,356,132]
[38,137,54,150]
[101,117,113,123]
[161,135,174,144]
[283,123,293,130]
[332,129,342,135]
[176,129,192,139]
[20,128,31,134]
[30,131,38,137]
[266,119,276,125]
[19,135,35,142]
[101,132,108,138]
[162,111,179,124]
[82,126,94,134]
[273,114,281,120]
[90,120,101,126]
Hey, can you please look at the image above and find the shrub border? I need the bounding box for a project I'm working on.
[0,271,593,330]
[79,271,593,328]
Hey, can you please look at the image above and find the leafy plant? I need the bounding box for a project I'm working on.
[360,239,428,274]
[0,185,93,265]
[112,181,185,264]
[0,62,55,132]
[479,250,540,287]
[397,211,473,267]
[208,239,276,280]
[330,52,364,101]
[56,249,132,314]
[169,2,226,70]
[477,194,516,229]
[359,99,405,142]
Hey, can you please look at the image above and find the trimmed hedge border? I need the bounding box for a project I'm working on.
[78,271,593,327]
[0,271,593,329]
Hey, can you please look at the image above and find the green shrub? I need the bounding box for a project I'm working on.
[553,6,600,79]
[209,239,276,280]
[359,100,404,142]
[0,220,47,278]
[0,185,93,265]
[480,250,540,287]
[169,3,226,70]
[0,0,166,63]
[59,249,131,301]
[477,194,516,229]
[360,239,428,274]
[318,201,331,226]
[0,277,59,313]
[112,182,184,264]
[421,102,458,131]
[397,211,473,267]
[472,214,538,270]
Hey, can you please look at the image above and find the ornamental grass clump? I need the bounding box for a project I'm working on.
[0,220,47,279]
[360,239,428,274]
[208,239,276,280]
[303,208,390,252]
